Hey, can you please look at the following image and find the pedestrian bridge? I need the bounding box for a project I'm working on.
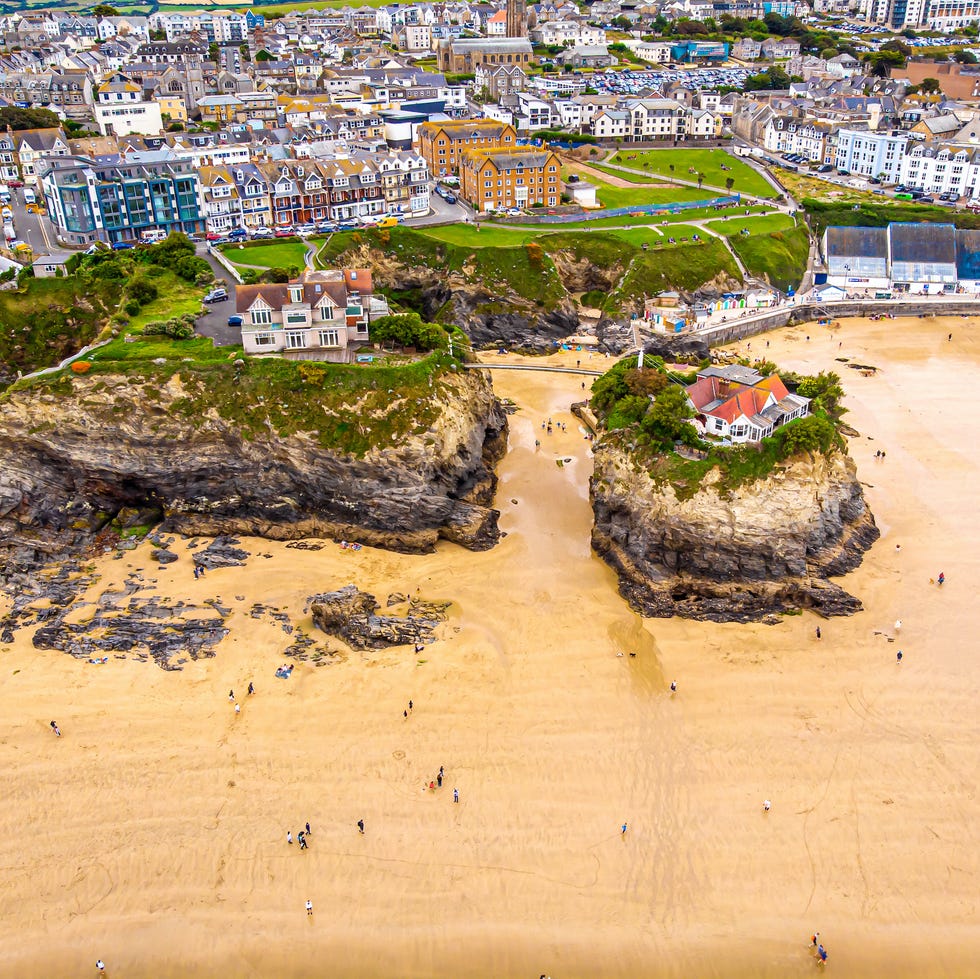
[464,363,604,376]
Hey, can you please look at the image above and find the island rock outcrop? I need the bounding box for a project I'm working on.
[591,441,879,622]
[0,367,506,577]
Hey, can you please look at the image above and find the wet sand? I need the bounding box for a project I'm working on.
[0,316,977,978]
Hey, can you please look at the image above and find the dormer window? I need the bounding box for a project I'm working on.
[289,285,303,303]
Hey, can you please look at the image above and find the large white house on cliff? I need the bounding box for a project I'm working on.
[236,269,389,362]
[685,365,809,444]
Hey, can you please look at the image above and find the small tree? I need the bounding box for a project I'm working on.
[725,176,735,191]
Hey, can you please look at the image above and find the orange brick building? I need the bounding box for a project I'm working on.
[459,146,561,212]
[416,119,517,176]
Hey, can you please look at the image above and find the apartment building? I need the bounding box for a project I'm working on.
[416,119,517,176]
[41,153,202,245]
[236,268,389,361]
[94,74,163,137]
[459,146,561,212]
[590,99,722,142]
[834,129,909,182]
[763,116,835,161]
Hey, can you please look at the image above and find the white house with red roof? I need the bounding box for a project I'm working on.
[235,268,389,361]
[685,365,810,444]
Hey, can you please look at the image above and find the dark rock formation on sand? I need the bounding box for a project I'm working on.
[0,369,507,577]
[309,585,449,649]
[591,442,879,622]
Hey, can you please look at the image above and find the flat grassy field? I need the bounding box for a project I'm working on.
[705,213,797,236]
[606,148,774,198]
[563,165,707,209]
[223,241,310,270]
[420,225,543,248]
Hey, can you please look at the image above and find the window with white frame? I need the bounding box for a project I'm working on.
[319,306,334,321]
[318,328,340,347]
[286,331,307,349]
[252,332,276,347]
[251,308,272,325]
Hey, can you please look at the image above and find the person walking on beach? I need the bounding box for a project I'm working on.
[453,788,459,803]
[234,703,240,715]
[357,819,365,835]
[437,772,443,788]
[306,900,313,917]
[228,689,234,701]
[193,566,199,580]
[409,700,413,712]
[811,932,819,948]
[621,822,628,836]
[305,822,311,836]
[96,961,106,975]
[938,571,945,586]
[815,626,821,640]
[298,831,307,850]
[669,681,677,693]
[897,650,903,663]
[817,943,828,965]
[50,721,61,737]
[763,800,771,812]
[287,831,293,845]
[248,682,254,696]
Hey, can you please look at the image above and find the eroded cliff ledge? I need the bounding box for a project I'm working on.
[591,441,879,622]
[0,363,506,577]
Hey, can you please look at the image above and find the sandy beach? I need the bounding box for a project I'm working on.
[0,314,977,978]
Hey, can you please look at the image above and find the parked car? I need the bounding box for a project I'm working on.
[227,314,244,327]
[203,288,229,304]
[442,193,457,204]
[206,231,224,241]
[251,227,273,239]
[376,216,401,228]
[868,177,882,185]
[337,220,358,231]
[316,222,338,234]
[227,228,248,240]
[111,240,135,250]
[7,179,23,188]
[141,229,167,244]
[274,227,295,238]
[294,223,317,237]
[817,164,833,173]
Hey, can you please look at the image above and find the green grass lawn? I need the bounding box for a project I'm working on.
[419,224,544,247]
[128,270,208,332]
[705,213,797,237]
[563,165,707,210]
[606,148,774,198]
[223,241,310,271]
[728,224,811,293]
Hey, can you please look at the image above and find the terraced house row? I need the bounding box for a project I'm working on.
[40,150,429,244]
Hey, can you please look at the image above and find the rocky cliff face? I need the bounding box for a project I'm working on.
[591,442,879,622]
[0,368,507,577]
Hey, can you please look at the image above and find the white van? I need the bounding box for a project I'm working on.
[23,188,35,205]
[140,229,167,244]
[3,223,14,241]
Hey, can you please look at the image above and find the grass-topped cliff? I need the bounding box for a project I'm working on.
[314,225,744,326]
[587,353,879,622]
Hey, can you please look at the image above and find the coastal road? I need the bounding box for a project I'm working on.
[7,187,72,261]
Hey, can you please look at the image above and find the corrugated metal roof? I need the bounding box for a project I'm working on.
[825,226,888,259]
[890,222,956,265]
[956,229,980,279]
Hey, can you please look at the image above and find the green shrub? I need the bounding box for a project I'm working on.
[369,312,447,351]
[124,298,141,315]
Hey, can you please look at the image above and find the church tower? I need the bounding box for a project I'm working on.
[506,0,527,38]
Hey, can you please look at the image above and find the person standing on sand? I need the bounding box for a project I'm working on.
[938,571,945,586]
[453,788,459,803]
[248,682,254,696]
[357,819,365,834]
[287,831,293,845]
[621,822,628,835]
[816,626,821,640]
[763,800,771,812]
[409,700,413,711]
[228,689,234,701]
[669,681,677,693]
[50,721,61,737]
[234,703,240,715]
[96,961,105,975]
[306,822,311,836]
[306,900,313,916]
[897,650,903,663]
